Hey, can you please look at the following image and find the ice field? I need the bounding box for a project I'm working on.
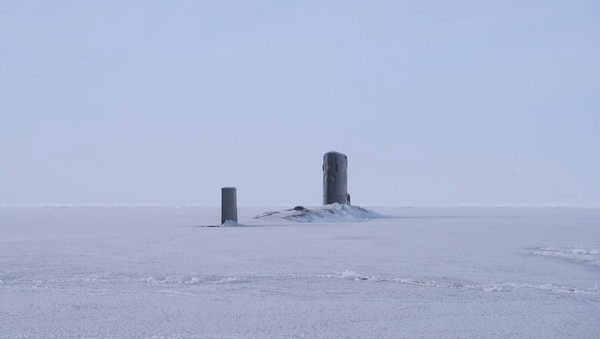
[1,205,599,338]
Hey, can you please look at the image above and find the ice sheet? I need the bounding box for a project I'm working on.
[1,206,599,338]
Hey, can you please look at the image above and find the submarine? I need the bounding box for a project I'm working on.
[221,151,374,225]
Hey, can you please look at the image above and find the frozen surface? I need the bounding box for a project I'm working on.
[1,205,599,338]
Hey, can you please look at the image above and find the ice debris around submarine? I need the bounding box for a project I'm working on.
[251,203,382,223]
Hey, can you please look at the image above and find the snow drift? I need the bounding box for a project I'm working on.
[250,203,382,223]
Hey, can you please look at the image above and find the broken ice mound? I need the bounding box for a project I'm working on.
[221,220,243,227]
[252,203,382,223]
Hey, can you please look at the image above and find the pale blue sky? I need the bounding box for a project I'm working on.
[1,1,598,205]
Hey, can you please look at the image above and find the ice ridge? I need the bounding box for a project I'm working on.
[251,204,382,223]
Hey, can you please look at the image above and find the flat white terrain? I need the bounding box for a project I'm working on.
[1,205,598,338]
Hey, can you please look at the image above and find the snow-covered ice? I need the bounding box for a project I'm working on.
[250,203,382,224]
[0,205,599,338]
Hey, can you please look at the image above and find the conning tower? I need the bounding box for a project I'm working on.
[322,151,350,205]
